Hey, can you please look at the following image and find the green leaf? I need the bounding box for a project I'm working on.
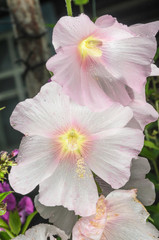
[49,71,54,77]
[0,208,6,216]
[154,47,159,62]
[0,219,9,229]
[0,231,11,240]
[0,192,13,203]
[73,0,89,5]
[0,107,5,111]
[144,140,159,150]
[21,211,38,234]
[9,210,21,235]
[45,23,55,28]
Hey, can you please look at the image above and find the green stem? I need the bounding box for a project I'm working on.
[152,159,159,182]
[65,0,73,16]
[155,100,159,132]
[79,4,84,13]
[92,0,96,20]
[145,128,150,141]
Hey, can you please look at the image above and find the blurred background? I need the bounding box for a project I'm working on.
[0,0,159,231]
[0,0,159,151]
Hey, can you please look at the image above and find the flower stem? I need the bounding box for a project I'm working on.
[152,159,159,182]
[92,0,96,19]
[79,4,84,13]
[65,0,73,16]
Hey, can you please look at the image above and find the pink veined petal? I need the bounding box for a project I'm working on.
[70,104,133,134]
[101,36,157,92]
[53,14,97,51]
[101,190,159,240]
[129,21,159,37]
[150,64,159,76]
[91,62,132,106]
[96,157,155,206]
[72,190,159,240]
[39,160,98,217]
[95,15,116,28]
[10,82,71,138]
[46,47,85,106]
[34,195,78,236]
[87,128,144,189]
[80,58,113,110]
[9,136,60,194]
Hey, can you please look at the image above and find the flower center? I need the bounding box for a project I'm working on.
[79,36,102,58]
[59,128,86,155]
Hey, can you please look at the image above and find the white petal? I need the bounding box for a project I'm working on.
[39,160,98,217]
[129,21,159,37]
[88,128,144,188]
[70,104,133,134]
[10,82,70,138]
[9,136,59,194]
[13,224,68,240]
[35,195,78,236]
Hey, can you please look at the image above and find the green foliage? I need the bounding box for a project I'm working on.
[0,192,13,216]
[0,107,5,111]
[9,210,21,235]
[21,211,38,234]
[73,0,89,5]
[154,47,159,62]
[45,23,55,28]
[0,231,11,240]
[0,192,13,204]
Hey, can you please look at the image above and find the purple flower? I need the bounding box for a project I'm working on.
[18,197,34,224]
[0,182,34,227]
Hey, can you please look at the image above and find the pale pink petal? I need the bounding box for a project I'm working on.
[35,195,78,236]
[123,158,156,206]
[96,157,155,206]
[95,15,116,28]
[129,21,159,37]
[129,99,158,129]
[9,136,59,194]
[80,59,113,110]
[10,82,70,138]
[101,190,158,240]
[70,104,133,134]
[53,14,97,50]
[39,160,98,217]
[13,224,68,240]
[72,190,159,240]
[150,64,159,76]
[101,37,157,92]
[46,47,85,105]
[87,128,144,188]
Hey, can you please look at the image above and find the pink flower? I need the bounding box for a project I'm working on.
[46,14,159,111]
[95,157,156,206]
[12,224,68,240]
[9,82,144,216]
[72,190,159,240]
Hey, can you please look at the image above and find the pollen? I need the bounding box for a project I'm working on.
[59,128,86,155]
[76,157,86,178]
[79,36,102,58]
[95,196,107,219]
